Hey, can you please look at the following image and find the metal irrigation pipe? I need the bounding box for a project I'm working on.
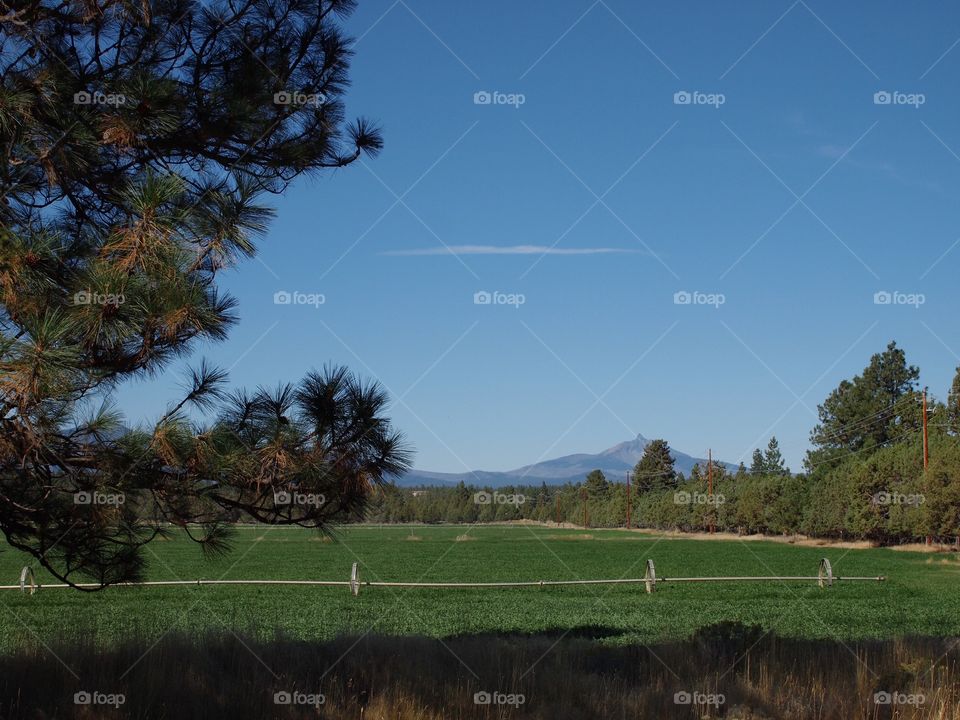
[0,579,353,591]
[1,559,886,596]
[655,576,884,582]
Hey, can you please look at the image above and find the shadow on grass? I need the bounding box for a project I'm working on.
[1,625,957,719]
[450,623,631,642]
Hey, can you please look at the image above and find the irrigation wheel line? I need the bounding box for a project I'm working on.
[1,559,885,596]
[19,566,35,596]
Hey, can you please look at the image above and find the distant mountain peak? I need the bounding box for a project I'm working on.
[397,435,735,488]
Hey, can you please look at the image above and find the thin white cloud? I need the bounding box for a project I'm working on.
[382,245,643,256]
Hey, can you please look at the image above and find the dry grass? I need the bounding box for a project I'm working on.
[494,520,960,554]
[3,628,959,719]
[454,533,476,542]
[545,533,594,541]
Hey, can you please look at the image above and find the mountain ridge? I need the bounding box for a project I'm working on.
[395,434,738,488]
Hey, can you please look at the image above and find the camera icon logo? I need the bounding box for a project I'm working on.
[473,491,492,505]
[473,691,492,705]
[874,691,892,704]
[873,91,892,105]
[673,91,692,105]
[74,491,92,505]
[74,691,92,704]
[73,290,92,305]
[673,290,692,305]
[473,91,492,105]
[674,691,692,704]
[74,91,93,105]
[274,290,292,305]
[873,290,892,305]
[274,691,292,704]
[274,491,292,505]
[273,91,293,105]
[473,290,492,305]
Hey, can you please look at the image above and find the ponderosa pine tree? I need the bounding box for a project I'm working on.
[689,463,702,484]
[0,0,409,588]
[632,439,677,493]
[763,436,788,475]
[806,342,921,474]
[585,469,610,498]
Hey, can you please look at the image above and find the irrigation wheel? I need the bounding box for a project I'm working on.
[644,559,657,594]
[818,558,833,588]
[19,567,36,596]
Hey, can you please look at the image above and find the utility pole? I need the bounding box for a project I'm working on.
[581,487,588,528]
[626,471,631,530]
[707,448,715,535]
[923,388,931,546]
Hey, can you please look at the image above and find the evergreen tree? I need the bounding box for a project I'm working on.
[763,436,788,475]
[537,482,550,509]
[948,366,960,435]
[806,341,921,473]
[705,459,729,483]
[0,0,397,588]
[750,449,767,475]
[632,439,677,492]
[585,469,610,498]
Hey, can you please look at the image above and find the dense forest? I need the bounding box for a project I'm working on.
[366,342,960,545]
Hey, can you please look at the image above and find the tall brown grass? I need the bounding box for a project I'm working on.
[1,626,958,718]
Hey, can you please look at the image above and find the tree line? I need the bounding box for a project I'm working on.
[369,342,960,545]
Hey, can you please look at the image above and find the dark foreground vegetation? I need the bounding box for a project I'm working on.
[0,627,957,719]
[0,0,406,591]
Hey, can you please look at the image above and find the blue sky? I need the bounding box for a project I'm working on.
[122,0,960,474]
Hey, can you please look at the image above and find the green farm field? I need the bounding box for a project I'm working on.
[1,524,958,650]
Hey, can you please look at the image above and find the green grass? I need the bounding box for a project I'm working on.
[1,524,958,650]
